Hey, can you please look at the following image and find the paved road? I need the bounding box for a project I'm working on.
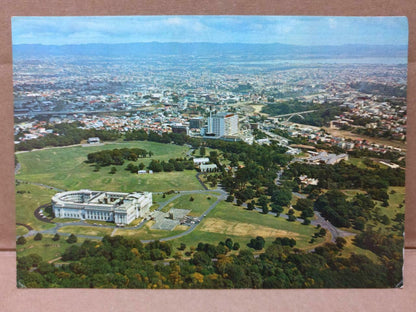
[311,211,355,242]
[275,166,355,242]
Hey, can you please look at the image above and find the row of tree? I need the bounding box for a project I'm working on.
[147,158,194,173]
[86,148,151,166]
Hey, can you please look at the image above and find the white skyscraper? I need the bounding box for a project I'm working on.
[208,112,239,137]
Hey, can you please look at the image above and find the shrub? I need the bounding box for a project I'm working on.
[16,236,26,245]
[67,234,77,244]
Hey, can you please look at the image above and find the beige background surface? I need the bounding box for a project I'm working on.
[1,0,415,310]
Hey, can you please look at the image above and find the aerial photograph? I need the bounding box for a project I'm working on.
[13,16,407,288]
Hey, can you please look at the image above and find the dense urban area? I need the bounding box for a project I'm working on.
[14,43,406,288]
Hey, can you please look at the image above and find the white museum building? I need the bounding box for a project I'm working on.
[51,190,152,225]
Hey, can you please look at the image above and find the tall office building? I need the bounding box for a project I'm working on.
[207,112,239,137]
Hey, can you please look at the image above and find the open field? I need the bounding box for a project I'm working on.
[57,225,113,237]
[347,157,369,169]
[342,189,367,198]
[249,104,265,114]
[161,193,219,216]
[152,193,178,203]
[16,141,203,192]
[113,221,186,240]
[15,183,57,231]
[171,200,326,250]
[340,236,380,264]
[199,218,301,238]
[16,235,97,262]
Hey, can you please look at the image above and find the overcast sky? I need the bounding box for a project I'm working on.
[12,16,408,46]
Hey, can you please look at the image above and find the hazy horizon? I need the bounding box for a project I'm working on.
[12,16,408,46]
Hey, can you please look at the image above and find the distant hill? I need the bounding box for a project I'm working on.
[12,42,408,60]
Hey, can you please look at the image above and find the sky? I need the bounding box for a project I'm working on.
[12,16,408,46]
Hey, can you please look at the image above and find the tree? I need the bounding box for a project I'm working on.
[302,218,311,225]
[226,195,234,202]
[271,203,283,216]
[148,160,163,172]
[199,147,206,156]
[335,237,347,249]
[287,215,296,222]
[110,166,117,174]
[34,233,43,241]
[247,201,255,210]
[225,238,233,250]
[247,236,265,250]
[380,215,391,225]
[271,188,292,207]
[293,198,314,212]
[67,234,77,244]
[16,236,26,245]
[52,233,60,241]
[318,228,327,237]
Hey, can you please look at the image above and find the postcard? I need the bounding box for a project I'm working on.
[13,16,407,288]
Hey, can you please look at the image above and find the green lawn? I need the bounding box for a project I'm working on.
[339,236,380,264]
[15,183,57,231]
[16,225,29,236]
[152,193,178,203]
[170,200,326,250]
[16,141,203,192]
[347,158,368,169]
[16,235,97,262]
[113,221,187,240]
[161,193,219,216]
[370,186,405,231]
[342,189,367,198]
[57,225,114,237]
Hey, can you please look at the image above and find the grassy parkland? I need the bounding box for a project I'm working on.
[15,140,404,265]
[16,141,202,192]
[16,234,98,262]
